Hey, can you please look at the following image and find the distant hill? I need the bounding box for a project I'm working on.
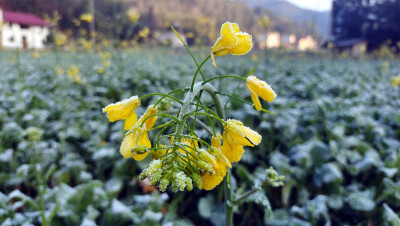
[244,0,331,40]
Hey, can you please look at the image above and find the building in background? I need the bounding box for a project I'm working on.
[266,32,280,48]
[298,35,317,51]
[281,34,297,49]
[0,6,49,49]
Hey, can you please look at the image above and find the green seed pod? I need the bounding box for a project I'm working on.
[147,159,163,176]
[197,160,215,174]
[191,173,202,190]
[150,169,163,185]
[159,177,170,192]
[199,149,216,166]
[173,172,187,191]
[131,145,148,154]
[186,176,193,191]
[139,169,148,180]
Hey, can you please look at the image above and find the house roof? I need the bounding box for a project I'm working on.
[2,9,48,27]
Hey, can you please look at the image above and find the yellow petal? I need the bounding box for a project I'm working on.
[124,113,137,130]
[250,91,262,111]
[220,22,239,47]
[240,126,262,146]
[119,127,151,160]
[103,96,140,122]
[201,160,227,190]
[222,132,245,163]
[211,135,222,148]
[212,22,238,54]
[247,75,276,102]
[230,32,252,56]
[214,49,230,57]
[224,119,262,147]
[132,131,151,161]
[120,133,135,158]
[137,105,158,130]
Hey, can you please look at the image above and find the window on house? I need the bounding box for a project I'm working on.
[9,36,14,42]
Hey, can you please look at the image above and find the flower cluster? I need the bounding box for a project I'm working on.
[391,75,400,86]
[102,22,276,192]
[211,22,252,67]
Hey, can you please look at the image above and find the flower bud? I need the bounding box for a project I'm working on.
[147,159,163,176]
[191,172,202,190]
[159,177,170,192]
[151,146,167,160]
[186,177,193,191]
[150,169,163,185]
[131,145,148,155]
[197,160,215,174]
[199,149,216,166]
[173,172,187,192]
[139,169,148,180]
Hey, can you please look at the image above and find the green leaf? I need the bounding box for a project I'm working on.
[383,203,400,226]
[347,191,375,212]
[198,195,213,219]
[243,191,272,218]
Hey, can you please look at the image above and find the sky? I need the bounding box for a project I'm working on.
[286,0,332,11]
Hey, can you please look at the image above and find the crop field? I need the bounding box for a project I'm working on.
[0,49,399,225]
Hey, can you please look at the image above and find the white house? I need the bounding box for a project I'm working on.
[0,7,49,49]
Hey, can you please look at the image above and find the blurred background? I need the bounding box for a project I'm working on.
[0,0,400,225]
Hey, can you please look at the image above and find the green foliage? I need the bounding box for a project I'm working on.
[0,49,400,225]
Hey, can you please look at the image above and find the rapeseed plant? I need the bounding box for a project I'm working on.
[103,21,283,225]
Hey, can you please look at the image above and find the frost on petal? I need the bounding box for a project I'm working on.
[247,75,277,103]
[230,33,252,56]
[250,91,262,111]
[201,159,227,190]
[102,96,140,122]
[120,127,151,160]
[120,133,135,158]
[220,22,239,48]
[137,105,158,130]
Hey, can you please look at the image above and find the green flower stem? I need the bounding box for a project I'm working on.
[174,81,232,225]
[153,88,189,107]
[225,168,233,226]
[202,75,246,85]
[232,186,262,205]
[188,115,214,136]
[138,113,180,128]
[190,55,211,92]
[171,25,206,83]
[216,91,276,115]
[139,92,185,105]
[184,112,225,125]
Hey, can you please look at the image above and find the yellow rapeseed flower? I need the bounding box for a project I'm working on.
[200,135,231,190]
[391,75,400,86]
[32,51,41,59]
[221,119,262,162]
[246,75,277,111]
[221,131,245,163]
[67,65,82,84]
[201,158,227,190]
[224,119,261,147]
[211,21,252,67]
[120,126,151,160]
[127,8,140,22]
[211,135,232,168]
[139,27,150,39]
[102,96,141,130]
[80,13,93,23]
[136,105,158,131]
